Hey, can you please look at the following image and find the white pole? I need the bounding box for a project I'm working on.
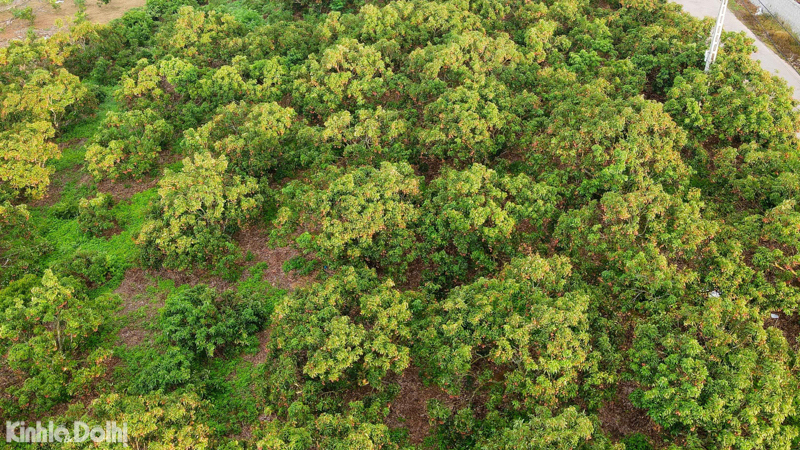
[704,0,729,72]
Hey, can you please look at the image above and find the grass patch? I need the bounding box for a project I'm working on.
[30,186,157,296]
[202,357,264,436]
[53,145,88,173]
[61,84,121,141]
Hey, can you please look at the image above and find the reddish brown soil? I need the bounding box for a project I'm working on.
[230,423,254,442]
[114,265,235,348]
[114,268,161,347]
[398,257,424,291]
[597,381,663,446]
[0,364,24,420]
[96,150,184,200]
[416,157,445,183]
[765,311,800,349]
[235,226,316,291]
[28,173,65,207]
[385,366,457,445]
[117,322,147,347]
[242,328,271,366]
[116,268,155,314]
[0,0,146,46]
[113,226,314,347]
[97,176,158,202]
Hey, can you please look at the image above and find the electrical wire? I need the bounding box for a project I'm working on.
[751,0,800,49]
[735,0,795,65]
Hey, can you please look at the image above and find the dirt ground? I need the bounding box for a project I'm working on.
[235,225,317,291]
[598,381,664,446]
[0,0,145,46]
[115,267,162,348]
[765,310,800,349]
[384,367,460,445]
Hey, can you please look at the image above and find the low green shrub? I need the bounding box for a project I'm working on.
[160,284,270,358]
[78,193,116,237]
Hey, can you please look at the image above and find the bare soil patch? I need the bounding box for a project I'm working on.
[117,323,147,347]
[97,176,158,201]
[29,173,66,208]
[416,157,445,183]
[0,364,24,419]
[114,267,161,347]
[242,328,271,366]
[385,366,457,445]
[97,150,182,201]
[97,151,182,200]
[598,381,663,446]
[0,0,146,46]
[235,226,316,291]
[765,310,800,348]
[115,265,234,347]
[116,267,154,314]
[398,257,424,291]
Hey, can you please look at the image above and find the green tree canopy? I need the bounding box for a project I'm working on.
[273,162,421,277]
[137,152,261,269]
[420,163,559,287]
[270,267,413,387]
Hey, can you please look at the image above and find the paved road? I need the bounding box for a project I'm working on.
[670,0,800,101]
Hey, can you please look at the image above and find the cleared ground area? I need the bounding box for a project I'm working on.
[0,0,145,46]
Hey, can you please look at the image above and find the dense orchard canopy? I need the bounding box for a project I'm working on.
[1,0,800,448]
[273,161,421,277]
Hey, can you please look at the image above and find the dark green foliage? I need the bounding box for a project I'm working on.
[622,433,653,450]
[117,8,157,47]
[50,196,80,220]
[159,284,271,358]
[59,250,115,288]
[128,346,195,394]
[146,0,198,19]
[282,255,317,276]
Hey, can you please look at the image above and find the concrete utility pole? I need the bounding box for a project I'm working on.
[704,0,729,72]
